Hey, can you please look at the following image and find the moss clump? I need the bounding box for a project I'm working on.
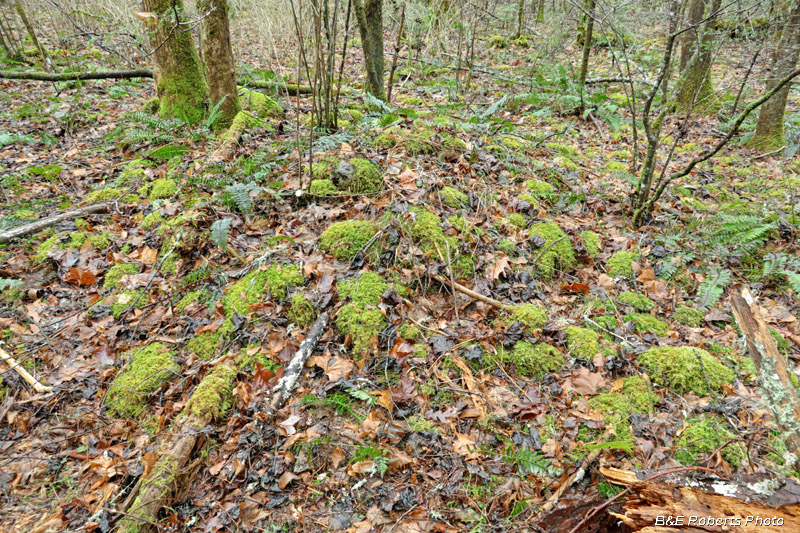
[606,161,627,173]
[373,123,465,155]
[309,179,339,196]
[770,328,790,355]
[606,250,637,278]
[528,222,577,278]
[142,97,160,115]
[175,290,208,314]
[408,208,457,254]
[525,180,555,199]
[581,231,600,258]
[86,187,124,203]
[452,255,475,279]
[116,159,151,185]
[105,343,180,419]
[674,305,703,327]
[224,265,304,316]
[240,87,282,118]
[407,414,437,432]
[674,416,746,467]
[141,211,164,230]
[148,178,178,201]
[440,186,468,208]
[35,234,61,263]
[488,34,508,49]
[337,273,388,356]
[589,376,655,446]
[289,293,317,327]
[68,231,110,251]
[618,292,654,312]
[187,319,233,360]
[339,272,388,306]
[27,164,61,181]
[497,239,517,255]
[339,158,382,194]
[625,313,670,336]
[264,264,304,300]
[517,194,541,209]
[566,327,601,358]
[505,304,547,329]
[448,215,470,232]
[187,363,237,422]
[111,290,147,319]
[506,213,526,229]
[318,220,378,261]
[499,341,564,379]
[638,346,734,395]
[398,323,420,340]
[105,263,139,289]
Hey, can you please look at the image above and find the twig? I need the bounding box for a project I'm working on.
[0,341,52,393]
[530,234,568,267]
[0,202,110,244]
[445,241,459,323]
[747,145,785,161]
[431,274,508,310]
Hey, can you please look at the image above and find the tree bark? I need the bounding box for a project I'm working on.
[352,0,385,100]
[578,0,595,91]
[678,0,705,71]
[13,0,48,69]
[750,1,800,151]
[197,0,240,129]
[674,0,720,115]
[515,0,525,39]
[141,0,208,124]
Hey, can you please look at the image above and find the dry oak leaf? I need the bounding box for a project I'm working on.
[309,354,354,381]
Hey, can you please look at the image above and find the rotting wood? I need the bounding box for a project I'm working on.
[0,201,110,244]
[207,109,250,163]
[431,274,509,309]
[0,342,52,394]
[730,287,800,468]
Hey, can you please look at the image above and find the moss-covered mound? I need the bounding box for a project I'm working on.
[289,293,317,327]
[336,272,388,357]
[606,250,638,278]
[525,179,555,199]
[147,178,178,201]
[187,363,237,423]
[104,263,139,289]
[373,122,466,155]
[186,319,233,360]
[624,313,670,336]
[638,346,734,395]
[504,304,547,329]
[566,327,601,358]
[674,415,746,467]
[105,343,180,419]
[339,158,382,194]
[318,220,378,262]
[440,186,468,208]
[224,264,304,316]
[588,376,655,446]
[674,305,703,327]
[309,179,339,196]
[111,289,147,319]
[175,290,209,314]
[499,341,564,379]
[618,292,654,312]
[528,221,577,278]
[580,230,600,258]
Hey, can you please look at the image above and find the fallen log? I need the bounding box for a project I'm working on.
[0,341,52,394]
[0,69,153,81]
[0,201,110,244]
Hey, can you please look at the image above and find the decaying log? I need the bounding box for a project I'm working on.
[0,342,52,393]
[0,202,110,244]
[730,287,800,468]
[600,465,800,532]
[0,69,153,81]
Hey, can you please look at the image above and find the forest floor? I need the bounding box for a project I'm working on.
[1,27,800,533]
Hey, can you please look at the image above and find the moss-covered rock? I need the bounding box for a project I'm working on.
[638,346,734,395]
[240,87,282,118]
[528,221,577,278]
[618,292,655,312]
[336,273,388,356]
[187,363,237,422]
[506,213,526,229]
[581,231,600,258]
[566,327,601,358]
[111,290,147,319]
[673,305,703,327]
[105,343,180,419]
[526,179,555,199]
[148,178,178,201]
[318,220,378,262]
[589,376,655,446]
[499,341,564,378]
[674,415,746,467]
[504,304,547,329]
[488,34,508,49]
[517,194,541,210]
[440,186,468,208]
[105,263,139,289]
[624,313,670,336]
[309,179,339,196]
[606,250,638,278]
[339,158,382,194]
[289,293,317,327]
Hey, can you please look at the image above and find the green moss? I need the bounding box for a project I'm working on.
[187,363,237,422]
[770,328,790,355]
[336,273,388,356]
[517,194,541,209]
[340,158,382,194]
[398,323,420,340]
[528,221,577,278]
[674,305,703,327]
[27,164,61,181]
[339,272,388,306]
[448,215,470,232]
[148,178,178,201]
[408,414,437,432]
[116,159,151,186]
[624,313,670,336]
[580,231,600,258]
[525,180,555,199]
[606,250,637,278]
[142,96,160,115]
[224,265,304,316]
[545,142,578,157]
[34,234,61,263]
[111,290,147,319]
[318,220,378,261]
[588,376,655,446]
[497,239,518,255]
[289,293,317,327]
[618,292,654,312]
[506,213,526,229]
[309,179,339,196]
[86,187,124,203]
[175,290,208,314]
[638,346,735,395]
[488,34,508,49]
[141,211,164,230]
[500,136,525,151]
[408,208,457,255]
[566,327,601,358]
[505,304,547,329]
[187,319,233,360]
[373,122,465,155]
[605,161,627,173]
[499,341,564,379]
[105,263,139,289]
[452,255,475,279]
[239,88,283,118]
[674,416,746,467]
[105,343,180,419]
[440,186,468,208]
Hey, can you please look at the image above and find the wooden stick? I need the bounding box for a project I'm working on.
[0,342,52,393]
[0,69,153,81]
[0,201,110,244]
[431,274,508,309]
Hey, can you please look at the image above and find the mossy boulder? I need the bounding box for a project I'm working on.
[674,416,746,467]
[105,263,139,289]
[528,221,577,278]
[148,178,178,201]
[624,313,670,336]
[638,346,734,395]
[240,87,282,118]
[499,341,564,379]
[566,327,601,358]
[338,158,382,194]
[440,186,468,208]
[105,343,180,419]
[581,231,600,258]
[606,250,637,278]
[289,293,317,327]
[618,292,654,312]
[336,272,388,356]
[187,363,237,423]
[318,220,378,262]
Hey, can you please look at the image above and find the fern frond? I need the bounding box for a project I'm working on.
[696,267,731,310]
[210,218,232,247]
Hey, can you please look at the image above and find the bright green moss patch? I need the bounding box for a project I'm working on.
[340,158,382,194]
[187,363,237,423]
[224,265,304,316]
[187,319,233,360]
[624,313,670,336]
[497,239,517,255]
[373,122,466,155]
[111,290,147,319]
[264,264,304,300]
[440,186,468,208]
[525,180,555,199]
[528,222,577,278]
[674,305,703,327]
[566,327,601,358]
[141,211,164,230]
[309,179,339,196]
[505,304,547,329]
[606,250,637,278]
[581,231,600,258]
[105,343,180,419]
[638,346,734,395]
[175,290,208,314]
[589,376,655,446]
[398,323,420,340]
[506,213,526,229]
[499,341,564,379]
[770,328,791,355]
[35,234,61,263]
[448,215,470,232]
[517,194,541,209]
[68,231,111,251]
[240,87,282,118]
[618,292,654,312]
[116,159,151,185]
[408,208,457,255]
[148,178,178,201]
[87,187,124,203]
[105,263,139,289]
[674,416,746,467]
[289,293,317,327]
[318,220,378,261]
[339,272,388,306]
[336,273,388,356]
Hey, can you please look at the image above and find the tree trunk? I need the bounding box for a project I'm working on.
[197,0,240,129]
[13,0,48,69]
[750,1,800,151]
[352,0,385,100]
[674,0,720,115]
[515,0,525,38]
[537,0,545,22]
[141,0,208,124]
[679,0,705,71]
[578,0,595,91]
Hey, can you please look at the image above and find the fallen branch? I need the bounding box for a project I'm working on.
[431,274,508,309]
[0,342,52,393]
[584,77,656,87]
[0,201,110,244]
[0,69,153,81]
[244,80,313,94]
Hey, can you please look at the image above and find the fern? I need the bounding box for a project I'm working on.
[763,253,800,293]
[224,182,261,214]
[105,112,185,149]
[705,214,777,255]
[696,267,731,310]
[147,144,189,160]
[210,218,232,248]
